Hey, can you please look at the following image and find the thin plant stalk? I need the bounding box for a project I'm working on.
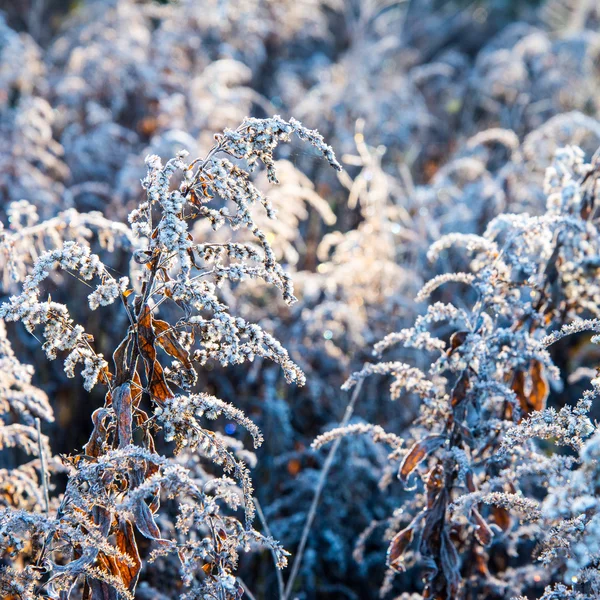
[35,417,50,514]
[254,497,285,600]
[283,375,365,600]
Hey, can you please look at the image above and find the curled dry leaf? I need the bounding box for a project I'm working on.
[472,507,493,547]
[511,360,549,418]
[399,434,446,483]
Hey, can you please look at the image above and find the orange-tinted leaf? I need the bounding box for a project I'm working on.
[112,383,133,448]
[472,507,493,546]
[93,518,141,596]
[115,518,142,590]
[529,360,549,412]
[425,464,444,508]
[112,335,131,387]
[148,360,172,404]
[387,525,415,571]
[137,305,173,405]
[491,505,511,531]
[139,116,159,137]
[84,408,111,457]
[399,434,445,483]
[137,305,157,366]
[473,545,491,577]
[154,319,192,371]
[511,360,548,418]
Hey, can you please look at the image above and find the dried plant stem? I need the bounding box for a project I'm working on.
[239,578,257,600]
[254,497,285,600]
[283,374,365,600]
[35,417,50,513]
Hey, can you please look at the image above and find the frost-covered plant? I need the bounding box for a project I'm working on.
[314,145,600,598]
[8,0,600,597]
[231,115,600,597]
[0,199,134,292]
[0,319,55,509]
[0,116,339,598]
[0,318,61,599]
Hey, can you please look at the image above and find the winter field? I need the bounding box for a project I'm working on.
[3,1,600,598]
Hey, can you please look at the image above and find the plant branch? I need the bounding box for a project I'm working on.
[35,417,50,514]
[283,374,365,600]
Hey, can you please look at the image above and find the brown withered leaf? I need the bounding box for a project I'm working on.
[92,505,112,536]
[491,505,511,532]
[129,452,160,516]
[578,157,600,220]
[148,356,172,404]
[419,488,448,580]
[511,360,548,418]
[399,434,445,484]
[112,383,133,448]
[84,408,112,457]
[137,305,157,368]
[115,518,142,590]
[153,318,193,371]
[511,369,528,416]
[447,330,468,356]
[196,177,214,198]
[426,464,444,508]
[466,471,476,494]
[131,370,143,407]
[387,525,416,571]
[418,486,461,599]
[472,507,493,546]
[472,545,491,577]
[420,489,447,561]
[451,370,470,408]
[87,578,118,600]
[112,334,132,387]
[529,360,549,412]
[137,305,173,405]
[94,519,141,596]
[127,410,161,513]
